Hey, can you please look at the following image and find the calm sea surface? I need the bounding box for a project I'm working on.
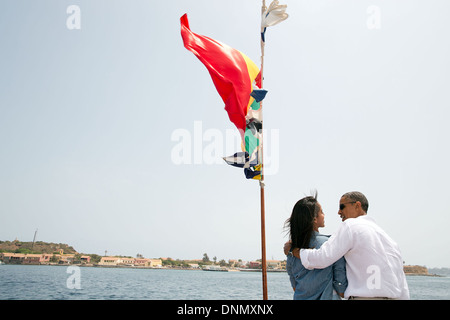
[0,265,449,300]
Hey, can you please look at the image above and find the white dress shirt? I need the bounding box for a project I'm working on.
[300,215,410,299]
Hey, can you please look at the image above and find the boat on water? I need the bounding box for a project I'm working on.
[202,266,231,272]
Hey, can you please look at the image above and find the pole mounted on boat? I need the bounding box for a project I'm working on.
[259,0,268,300]
[259,0,288,300]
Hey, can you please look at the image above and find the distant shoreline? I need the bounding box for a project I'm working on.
[0,262,288,273]
[2,241,448,276]
[405,273,443,277]
[2,263,445,276]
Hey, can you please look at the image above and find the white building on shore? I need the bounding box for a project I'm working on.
[98,256,162,267]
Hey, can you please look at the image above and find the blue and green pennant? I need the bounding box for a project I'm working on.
[222,86,266,180]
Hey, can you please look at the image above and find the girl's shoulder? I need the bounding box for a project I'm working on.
[310,232,330,248]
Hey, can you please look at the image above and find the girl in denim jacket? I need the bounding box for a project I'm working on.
[285,193,347,300]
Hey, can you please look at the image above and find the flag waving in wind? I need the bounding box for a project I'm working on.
[180,14,261,135]
[180,13,265,179]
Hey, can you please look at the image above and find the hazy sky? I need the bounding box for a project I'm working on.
[1,0,449,268]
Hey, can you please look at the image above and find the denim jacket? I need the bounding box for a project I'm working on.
[286,231,348,300]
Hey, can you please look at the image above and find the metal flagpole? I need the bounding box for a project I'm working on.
[259,0,268,301]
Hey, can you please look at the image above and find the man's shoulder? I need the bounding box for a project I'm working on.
[343,215,385,238]
[344,215,376,227]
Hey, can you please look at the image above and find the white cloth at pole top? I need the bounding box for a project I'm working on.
[261,0,288,29]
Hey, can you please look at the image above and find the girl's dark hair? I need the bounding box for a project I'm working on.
[284,192,319,250]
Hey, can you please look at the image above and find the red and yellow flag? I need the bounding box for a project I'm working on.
[180,14,261,136]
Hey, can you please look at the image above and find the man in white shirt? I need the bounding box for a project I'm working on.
[285,191,410,300]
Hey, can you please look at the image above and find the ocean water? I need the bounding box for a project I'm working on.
[0,265,449,300]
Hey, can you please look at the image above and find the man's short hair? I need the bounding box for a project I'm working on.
[342,191,369,213]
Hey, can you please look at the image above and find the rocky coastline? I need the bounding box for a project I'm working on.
[403,265,441,277]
